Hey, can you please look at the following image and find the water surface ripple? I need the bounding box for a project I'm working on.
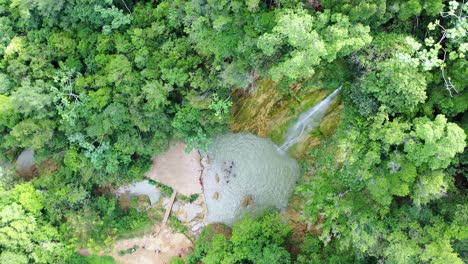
[202,133,300,225]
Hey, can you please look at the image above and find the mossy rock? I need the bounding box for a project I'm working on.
[135,194,151,211]
[300,90,327,109]
[198,223,232,243]
[231,77,343,158]
[319,105,343,137]
[147,205,164,222]
[323,93,342,116]
[240,195,254,208]
[118,194,131,212]
[289,103,343,159]
[269,90,333,145]
[288,130,323,159]
[231,78,280,136]
[270,119,293,145]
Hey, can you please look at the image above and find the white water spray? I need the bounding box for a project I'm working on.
[279,86,342,151]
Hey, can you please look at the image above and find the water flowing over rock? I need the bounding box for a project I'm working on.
[279,87,342,151]
[15,148,36,178]
[202,133,300,225]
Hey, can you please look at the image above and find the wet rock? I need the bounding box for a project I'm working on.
[289,104,343,159]
[136,195,151,211]
[118,193,132,212]
[231,78,329,142]
[176,203,204,222]
[289,130,323,160]
[240,195,254,208]
[230,78,280,137]
[319,104,343,137]
[190,222,206,235]
[16,148,36,179]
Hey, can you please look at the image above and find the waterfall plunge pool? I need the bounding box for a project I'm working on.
[201,133,300,225]
[114,87,341,226]
[202,87,341,225]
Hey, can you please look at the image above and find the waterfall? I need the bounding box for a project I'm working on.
[279,86,342,151]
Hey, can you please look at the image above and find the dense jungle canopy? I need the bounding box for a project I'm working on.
[0,0,466,263]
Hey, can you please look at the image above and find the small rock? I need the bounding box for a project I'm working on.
[136,194,151,211]
[16,148,36,179]
[212,192,219,200]
[180,203,203,222]
[191,222,206,234]
[240,195,254,208]
[172,202,181,212]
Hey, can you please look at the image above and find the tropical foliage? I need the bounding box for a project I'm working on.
[0,0,466,263]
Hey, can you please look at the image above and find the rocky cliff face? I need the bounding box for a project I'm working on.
[230,78,343,159]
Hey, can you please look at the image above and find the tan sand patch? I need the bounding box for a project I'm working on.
[145,142,202,196]
[109,225,192,264]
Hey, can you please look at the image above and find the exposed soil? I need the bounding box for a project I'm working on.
[109,225,193,264]
[145,142,203,196]
[284,195,309,256]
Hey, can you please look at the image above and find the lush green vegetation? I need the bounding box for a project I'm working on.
[66,254,116,264]
[188,213,292,264]
[0,0,466,263]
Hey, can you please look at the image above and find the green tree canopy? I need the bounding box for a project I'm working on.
[0,183,72,263]
[188,213,292,264]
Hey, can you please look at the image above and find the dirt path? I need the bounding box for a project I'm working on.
[109,225,193,264]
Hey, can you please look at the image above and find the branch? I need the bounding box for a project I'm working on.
[441,67,458,97]
[120,0,131,14]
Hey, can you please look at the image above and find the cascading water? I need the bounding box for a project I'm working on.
[279,86,342,151]
[202,86,342,225]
